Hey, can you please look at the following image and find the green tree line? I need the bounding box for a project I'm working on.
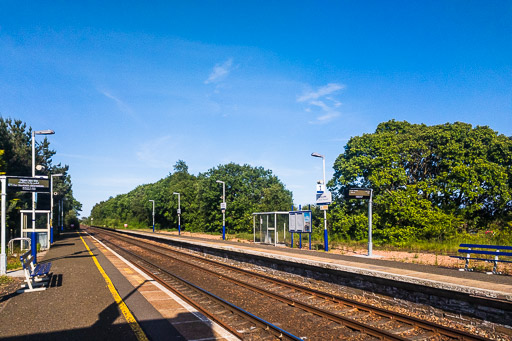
[90,161,293,233]
[0,117,82,240]
[90,120,512,248]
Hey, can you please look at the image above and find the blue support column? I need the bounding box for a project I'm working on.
[309,233,311,250]
[299,232,302,249]
[50,227,54,244]
[324,228,329,252]
[31,232,37,263]
[152,223,155,233]
[178,224,181,235]
[291,232,294,248]
[222,224,225,240]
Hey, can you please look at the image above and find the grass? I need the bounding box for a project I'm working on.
[0,275,13,285]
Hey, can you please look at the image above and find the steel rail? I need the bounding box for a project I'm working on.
[95,231,303,341]
[94,228,406,340]
[92,227,489,341]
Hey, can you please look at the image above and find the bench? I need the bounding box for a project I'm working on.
[17,251,52,293]
[451,244,512,274]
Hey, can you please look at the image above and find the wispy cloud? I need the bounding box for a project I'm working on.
[135,135,177,169]
[100,90,134,116]
[298,83,345,124]
[204,58,233,84]
[297,83,345,102]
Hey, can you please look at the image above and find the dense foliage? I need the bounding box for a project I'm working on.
[0,117,82,239]
[90,161,293,233]
[330,120,512,246]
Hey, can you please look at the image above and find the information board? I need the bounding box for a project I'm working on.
[288,210,312,233]
[289,212,296,232]
[347,188,372,199]
[7,177,50,193]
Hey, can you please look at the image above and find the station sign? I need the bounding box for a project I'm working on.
[320,205,329,211]
[177,209,181,215]
[7,177,50,193]
[316,190,332,205]
[220,202,226,210]
[347,188,372,199]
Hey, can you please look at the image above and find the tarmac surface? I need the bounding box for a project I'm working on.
[0,231,181,341]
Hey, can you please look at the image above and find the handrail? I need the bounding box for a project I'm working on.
[8,238,31,255]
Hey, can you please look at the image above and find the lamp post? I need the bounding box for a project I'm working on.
[216,180,226,240]
[173,192,181,235]
[32,129,54,263]
[50,173,63,244]
[311,152,328,252]
[149,200,155,232]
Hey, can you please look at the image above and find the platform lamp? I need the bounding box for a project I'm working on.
[149,200,155,232]
[172,192,181,235]
[216,180,226,240]
[50,173,63,244]
[32,129,55,263]
[311,152,328,252]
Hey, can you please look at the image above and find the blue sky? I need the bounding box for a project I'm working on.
[1,1,511,216]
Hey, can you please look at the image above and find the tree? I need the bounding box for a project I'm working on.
[0,116,81,237]
[332,120,512,244]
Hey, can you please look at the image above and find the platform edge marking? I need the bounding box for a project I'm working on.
[79,233,149,341]
[85,230,240,341]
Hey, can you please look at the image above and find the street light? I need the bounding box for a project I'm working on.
[311,152,329,252]
[173,192,181,235]
[32,129,54,263]
[149,200,155,232]
[50,173,63,244]
[216,180,226,240]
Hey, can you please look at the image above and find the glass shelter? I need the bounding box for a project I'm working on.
[252,211,290,246]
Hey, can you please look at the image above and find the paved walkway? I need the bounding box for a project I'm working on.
[0,231,177,340]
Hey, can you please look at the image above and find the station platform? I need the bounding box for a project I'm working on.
[0,231,235,341]
[120,229,512,302]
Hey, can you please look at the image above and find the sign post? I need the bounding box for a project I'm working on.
[1,177,6,275]
[316,189,332,252]
[347,188,374,256]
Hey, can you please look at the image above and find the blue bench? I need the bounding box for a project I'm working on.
[451,244,512,274]
[17,251,52,293]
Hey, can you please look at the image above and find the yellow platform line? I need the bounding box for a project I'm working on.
[79,234,148,341]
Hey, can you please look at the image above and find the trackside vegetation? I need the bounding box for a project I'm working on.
[90,120,512,251]
[90,161,293,233]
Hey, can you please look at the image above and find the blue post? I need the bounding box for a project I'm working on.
[290,205,294,248]
[178,224,181,235]
[298,205,302,249]
[309,204,312,250]
[324,228,329,252]
[222,224,225,240]
[31,232,37,263]
[50,226,54,244]
[152,223,155,233]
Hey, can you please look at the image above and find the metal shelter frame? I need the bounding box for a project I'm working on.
[252,211,289,247]
[20,209,50,250]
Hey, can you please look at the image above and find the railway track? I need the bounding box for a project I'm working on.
[88,226,490,340]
